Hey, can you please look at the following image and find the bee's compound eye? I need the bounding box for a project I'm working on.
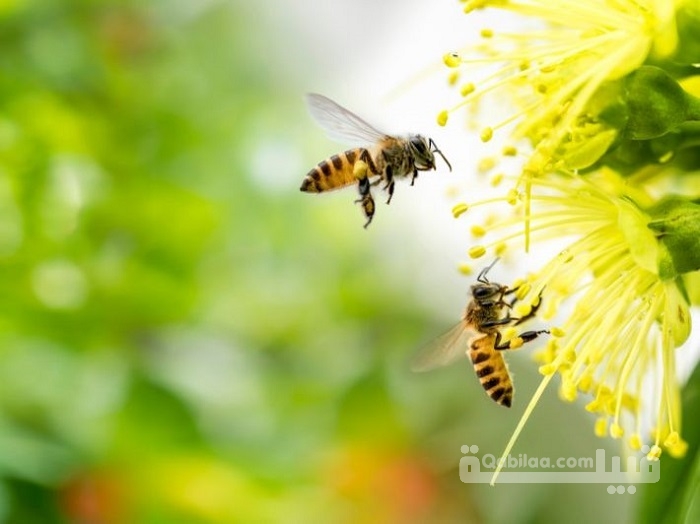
[410,136,426,151]
[472,286,491,299]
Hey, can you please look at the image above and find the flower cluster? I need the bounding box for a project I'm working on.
[438,0,700,473]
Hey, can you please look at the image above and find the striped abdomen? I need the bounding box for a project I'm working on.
[300,148,365,193]
[469,333,514,407]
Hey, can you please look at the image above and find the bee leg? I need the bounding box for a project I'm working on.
[480,316,514,329]
[359,195,375,228]
[410,168,418,186]
[354,176,375,228]
[383,166,395,204]
[385,178,395,204]
[494,329,550,350]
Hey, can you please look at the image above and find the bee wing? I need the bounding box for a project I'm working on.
[306,93,389,145]
[411,321,476,372]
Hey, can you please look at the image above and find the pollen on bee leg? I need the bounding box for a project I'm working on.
[353,160,368,179]
[469,246,486,259]
[452,202,469,218]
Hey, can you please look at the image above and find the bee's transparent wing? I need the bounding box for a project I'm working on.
[306,93,389,145]
[411,321,474,372]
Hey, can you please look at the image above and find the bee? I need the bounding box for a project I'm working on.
[301,93,451,228]
[412,259,549,407]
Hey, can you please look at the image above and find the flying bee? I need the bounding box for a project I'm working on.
[301,93,452,228]
[412,259,549,407]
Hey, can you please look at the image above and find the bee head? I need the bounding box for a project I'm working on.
[408,135,452,172]
[470,282,502,306]
[408,135,435,170]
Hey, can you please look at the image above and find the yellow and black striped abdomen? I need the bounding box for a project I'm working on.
[469,333,514,407]
[300,148,364,193]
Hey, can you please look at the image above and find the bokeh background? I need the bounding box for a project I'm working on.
[5,0,696,522]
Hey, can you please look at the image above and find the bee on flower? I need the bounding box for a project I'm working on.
[433,0,700,483]
[453,168,698,483]
[438,0,698,247]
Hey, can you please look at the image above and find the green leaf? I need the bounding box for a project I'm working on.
[637,360,700,524]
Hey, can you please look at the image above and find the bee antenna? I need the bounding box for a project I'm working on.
[477,257,500,283]
[429,138,452,172]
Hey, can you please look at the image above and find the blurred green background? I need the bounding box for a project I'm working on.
[0,0,654,522]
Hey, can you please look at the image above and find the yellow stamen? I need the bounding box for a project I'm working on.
[452,202,469,218]
[470,225,486,237]
[491,373,555,485]
[610,423,624,439]
[469,246,486,259]
[629,434,642,451]
[594,418,607,437]
[443,52,461,68]
[460,83,475,97]
[458,263,473,275]
[448,70,460,86]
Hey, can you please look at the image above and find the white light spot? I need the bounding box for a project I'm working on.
[248,138,303,194]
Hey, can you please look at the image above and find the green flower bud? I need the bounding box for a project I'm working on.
[624,66,700,140]
[647,197,700,279]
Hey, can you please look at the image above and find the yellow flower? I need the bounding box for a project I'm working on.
[443,0,681,151]
[454,169,692,483]
[440,0,684,246]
